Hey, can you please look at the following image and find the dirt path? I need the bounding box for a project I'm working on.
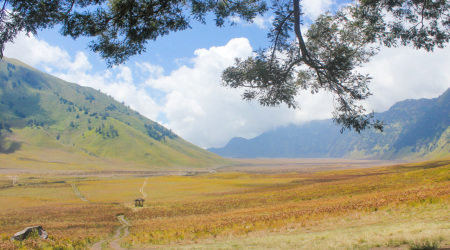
[70,181,137,249]
[91,215,131,250]
[71,183,92,203]
[97,178,145,248]
[139,178,148,198]
[71,183,131,249]
[6,175,18,185]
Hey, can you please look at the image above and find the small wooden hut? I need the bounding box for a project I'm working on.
[134,198,145,207]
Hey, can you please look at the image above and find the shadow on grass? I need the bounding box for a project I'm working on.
[0,136,21,154]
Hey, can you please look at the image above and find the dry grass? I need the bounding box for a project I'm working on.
[176,202,449,249]
[122,158,450,248]
[0,203,124,249]
[220,158,403,174]
[0,158,448,249]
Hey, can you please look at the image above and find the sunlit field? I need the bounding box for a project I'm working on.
[0,158,449,249]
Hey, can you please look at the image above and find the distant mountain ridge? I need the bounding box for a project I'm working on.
[0,57,230,168]
[208,88,450,160]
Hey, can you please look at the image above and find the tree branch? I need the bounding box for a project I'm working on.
[65,0,76,15]
[0,0,9,21]
[292,0,307,59]
[269,11,293,64]
[292,0,325,85]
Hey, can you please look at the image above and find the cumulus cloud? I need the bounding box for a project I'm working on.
[4,33,71,69]
[4,33,161,121]
[252,15,270,29]
[4,32,450,149]
[136,62,164,79]
[302,0,335,21]
[229,15,272,30]
[53,63,162,121]
[143,38,335,148]
[362,46,450,112]
[230,0,336,28]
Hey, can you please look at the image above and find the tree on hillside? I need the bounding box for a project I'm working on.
[1,0,449,132]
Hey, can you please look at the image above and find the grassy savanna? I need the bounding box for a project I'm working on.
[0,158,449,249]
[0,175,124,249]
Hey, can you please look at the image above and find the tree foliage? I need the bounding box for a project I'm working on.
[0,0,266,65]
[1,0,449,132]
[223,0,450,132]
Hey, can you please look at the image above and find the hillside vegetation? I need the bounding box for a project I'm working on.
[0,58,231,169]
[209,88,450,160]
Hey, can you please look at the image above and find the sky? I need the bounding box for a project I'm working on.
[4,0,450,149]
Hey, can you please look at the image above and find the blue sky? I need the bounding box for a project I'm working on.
[4,0,450,148]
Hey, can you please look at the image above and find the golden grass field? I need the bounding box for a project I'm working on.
[0,158,449,249]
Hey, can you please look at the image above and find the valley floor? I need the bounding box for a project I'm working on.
[0,158,448,249]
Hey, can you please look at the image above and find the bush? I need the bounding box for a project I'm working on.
[410,240,440,250]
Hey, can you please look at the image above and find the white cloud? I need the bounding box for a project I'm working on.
[252,15,269,29]
[53,65,162,121]
[302,0,335,21]
[4,33,92,74]
[4,33,71,69]
[136,62,164,78]
[229,15,272,30]
[5,32,450,149]
[116,66,133,84]
[362,45,450,112]
[143,38,335,148]
[68,52,92,72]
[4,33,162,122]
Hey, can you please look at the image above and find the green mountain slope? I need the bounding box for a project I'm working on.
[0,57,231,169]
[209,88,450,160]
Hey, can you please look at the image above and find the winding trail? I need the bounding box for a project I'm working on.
[70,180,139,249]
[91,215,131,250]
[93,178,147,248]
[71,183,92,203]
[6,176,18,185]
[139,178,148,199]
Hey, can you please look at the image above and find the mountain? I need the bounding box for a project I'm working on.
[0,57,231,169]
[208,88,450,160]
